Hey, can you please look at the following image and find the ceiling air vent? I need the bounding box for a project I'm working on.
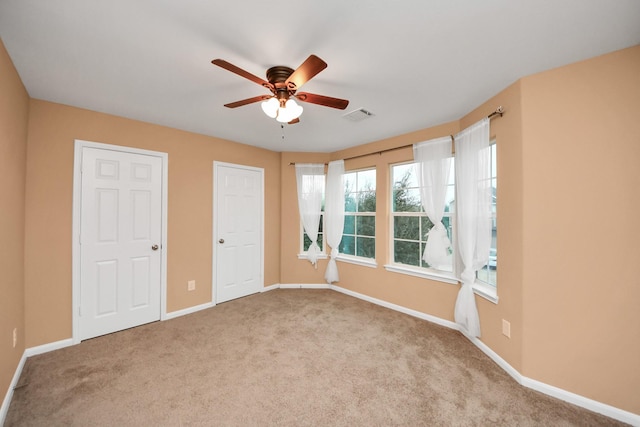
[342,108,375,122]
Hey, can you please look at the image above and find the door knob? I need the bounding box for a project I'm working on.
[151,244,159,251]
[219,239,224,244]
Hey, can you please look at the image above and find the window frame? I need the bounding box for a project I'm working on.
[474,140,497,296]
[385,160,457,283]
[385,140,499,305]
[338,167,377,265]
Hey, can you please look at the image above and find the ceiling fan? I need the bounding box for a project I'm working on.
[211,55,349,124]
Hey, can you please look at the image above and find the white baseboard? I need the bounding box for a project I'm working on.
[461,331,523,383]
[520,376,639,426]
[0,352,26,425]
[25,338,74,357]
[279,283,331,289]
[165,301,215,320]
[262,284,280,292]
[330,284,459,330]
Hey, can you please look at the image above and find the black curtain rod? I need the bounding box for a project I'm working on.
[289,106,504,166]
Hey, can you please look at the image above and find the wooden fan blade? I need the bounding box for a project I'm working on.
[224,95,272,108]
[288,118,300,125]
[212,59,272,90]
[296,92,349,110]
[285,55,327,91]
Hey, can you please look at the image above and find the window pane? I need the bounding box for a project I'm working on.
[392,163,418,188]
[394,240,420,266]
[339,235,355,256]
[358,191,376,212]
[356,237,375,258]
[303,233,311,251]
[393,188,421,212]
[357,215,375,237]
[343,215,355,234]
[344,172,356,191]
[394,216,419,240]
[345,193,357,212]
[357,169,376,191]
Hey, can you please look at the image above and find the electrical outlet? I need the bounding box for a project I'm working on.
[502,319,511,338]
[13,328,17,348]
[187,280,196,291]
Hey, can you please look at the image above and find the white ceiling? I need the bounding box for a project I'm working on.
[1,1,639,153]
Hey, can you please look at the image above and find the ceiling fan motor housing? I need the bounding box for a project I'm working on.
[266,66,296,105]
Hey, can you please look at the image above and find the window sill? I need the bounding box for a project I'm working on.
[336,254,377,268]
[473,281,499,304]
[383,264,459,285]
[297,253,328,260]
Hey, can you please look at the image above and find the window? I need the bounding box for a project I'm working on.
[299,170,325,256]
[476,142,497,287]
[388,140,497,298]
[390,162,455,272]
[340,169,376,259]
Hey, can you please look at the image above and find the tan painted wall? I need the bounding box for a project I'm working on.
[0,39,29,405]
[24,100,281,347]
[519,45,640,413]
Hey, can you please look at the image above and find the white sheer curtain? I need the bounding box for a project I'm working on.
[295,163,325,267]
[454,118,492,337]
[324,160,345,283]
[413,136,453,269]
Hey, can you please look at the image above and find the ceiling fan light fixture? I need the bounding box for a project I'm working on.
[275,98,303,123]
[261,97,279,118]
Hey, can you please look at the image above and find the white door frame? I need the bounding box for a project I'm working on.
[212,161,264,304]
[72,140,168,344]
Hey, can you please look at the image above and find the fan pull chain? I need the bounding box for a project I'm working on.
[281,124,285,141]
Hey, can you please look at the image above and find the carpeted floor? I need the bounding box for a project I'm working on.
[6,289,625,426]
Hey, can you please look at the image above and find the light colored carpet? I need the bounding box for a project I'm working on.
[6,289,625,426]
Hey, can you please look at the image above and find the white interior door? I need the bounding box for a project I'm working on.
[214,162,263,303]
[79,146,163,340]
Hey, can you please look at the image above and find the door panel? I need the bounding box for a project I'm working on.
[215,163,263,303]
[80,147,162,340]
